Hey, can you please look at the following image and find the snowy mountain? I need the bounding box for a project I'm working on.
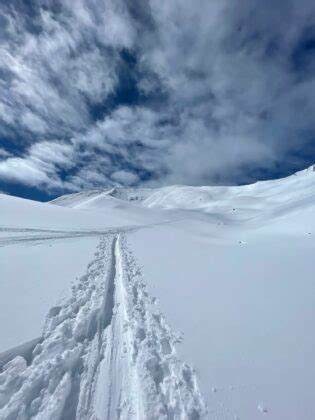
[52,164,315,226]
[0,166,314,419]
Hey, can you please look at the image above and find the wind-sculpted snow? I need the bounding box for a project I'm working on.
[0,234,207,419]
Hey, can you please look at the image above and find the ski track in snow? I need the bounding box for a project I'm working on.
[0,227,132,247]
[0,233,207,419]
[0,221,177,247]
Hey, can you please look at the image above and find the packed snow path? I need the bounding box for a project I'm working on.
[0,234,207,420]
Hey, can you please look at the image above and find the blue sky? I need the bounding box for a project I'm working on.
[0,0,314,201]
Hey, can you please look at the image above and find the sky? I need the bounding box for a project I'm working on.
[0,0,314,201]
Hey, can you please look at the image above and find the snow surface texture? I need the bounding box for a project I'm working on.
[0,234,206,419]
[0,165,315,419]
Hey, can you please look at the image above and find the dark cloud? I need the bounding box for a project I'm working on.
[0,0,314,197]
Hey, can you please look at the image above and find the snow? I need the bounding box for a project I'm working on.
[50,165,315,224]
[0,189,169,231]
[0,166,314,419]
[0,237,100,350]
[129,222,315,420]
[0,235,206,419]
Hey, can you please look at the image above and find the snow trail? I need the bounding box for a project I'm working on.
[0,234,207,419]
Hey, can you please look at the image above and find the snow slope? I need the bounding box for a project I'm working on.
[52,165,315,225]
[0,165,314,419]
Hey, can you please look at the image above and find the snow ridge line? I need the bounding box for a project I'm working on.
[0,234,207,419]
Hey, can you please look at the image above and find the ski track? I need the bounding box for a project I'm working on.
[0,221,176,247]
[0,234,207,419]
[0,228,131,247]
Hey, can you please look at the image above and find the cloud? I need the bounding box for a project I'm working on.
[21,112,48,134]
[0,141,74,189]
[0,0,314,195]
[0,157,51,186]
[0,148,11,158]
[0,1,134,141]
[111,170,139,185]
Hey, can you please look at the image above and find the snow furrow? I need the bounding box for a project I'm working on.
[0,234,207,419]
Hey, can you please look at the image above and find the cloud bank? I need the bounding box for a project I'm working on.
[0,0,314,196]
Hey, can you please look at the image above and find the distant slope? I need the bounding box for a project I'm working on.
[50,188,154,208]
[51,165,315,223]
[0,188,167,231]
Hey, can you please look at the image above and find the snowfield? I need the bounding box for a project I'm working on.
[0,166,314,419]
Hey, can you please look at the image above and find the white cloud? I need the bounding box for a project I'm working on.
[0,148,11,159]
[21,112,48,134]
[29,141,74,168]
[0,102,15,125]
[111,170,139,185]
[0,1,134,141]
[0,141,75,189]
[0,157,51,186]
